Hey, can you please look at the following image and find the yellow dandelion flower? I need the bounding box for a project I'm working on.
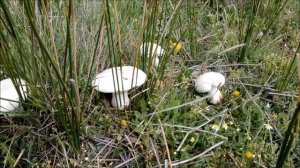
[222,122,228,130]
[172,42,182,54]
[212,123,220,131]
[232,90,240,97]
[189,137,196,143]
[120,119,128,128]
[245,151,254,159]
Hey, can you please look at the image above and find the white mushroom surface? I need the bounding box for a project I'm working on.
[140,43,165,67]
[92,66,147,110]
[0,78,27,112]
[195,72,225,104]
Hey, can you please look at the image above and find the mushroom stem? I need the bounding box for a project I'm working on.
[154,57,159,67]
[111,91,130,110]
[208,87,222,104]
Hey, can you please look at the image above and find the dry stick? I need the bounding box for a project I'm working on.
[158,118,173,168]
[228,153,241,168]
[37,121,55,132]
[130,88,150,100]
[150,138,162,168]
[153,124,228,140]
[124,133,139,164]
[179,154,213,166]
[217,43,246,55]
[164,160,168,168]
[239,81,283,138]
[133,93,168,148]
[147,96,209,116]
[119,154,129,168]
[70,0,78,83]
[229,81,296,97]
[176,109,228,151]
[157,0,182,46]
[168,0,175,10]
[268,92,297,98]
[40,0,61,75]
[171,141,224,166]
[227,81,274,90]
[87,24,106,113]
[90,140,114,164]
[188,63,260,70]
[114,155,139,168]
[113,0,125,61]
[254,161,268,168]
[13,148,25,168]
[69,79,81,124]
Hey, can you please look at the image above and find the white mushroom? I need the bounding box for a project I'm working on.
[92,66,147,110]
[140,43,165,67]
[0,78,27,112]
[195,72,225,104]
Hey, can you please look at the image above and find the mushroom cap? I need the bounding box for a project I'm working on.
[0,78,27,112]
[92,66,147,93]
[140,43,165,57]
[195,72,225,93]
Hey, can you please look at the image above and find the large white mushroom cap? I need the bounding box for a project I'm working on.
[92,66,147,110]
[92,66,147,93]
[195,72,225,93]
[0,78,27,112]
[140,43,165,67]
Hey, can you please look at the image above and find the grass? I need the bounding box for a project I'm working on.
[0,0,299,167]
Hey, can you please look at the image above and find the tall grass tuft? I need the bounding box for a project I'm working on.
[276,53,300,168]
[237,0,289,62]
[0,0,103,153]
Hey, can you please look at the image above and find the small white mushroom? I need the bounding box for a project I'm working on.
[92,66,147,110]
[195,72,225,104]
[0,78,27,112]
[140,43,165,67]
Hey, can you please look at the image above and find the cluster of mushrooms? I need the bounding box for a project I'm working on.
[91,43,226,109]
[0,43,226,112]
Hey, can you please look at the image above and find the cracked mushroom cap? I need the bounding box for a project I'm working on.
[0,78,27,112]
[195,72,225,93]
[92,66,147,93]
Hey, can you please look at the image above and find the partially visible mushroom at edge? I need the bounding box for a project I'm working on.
[0,78,27,112]
[140,43,165,67]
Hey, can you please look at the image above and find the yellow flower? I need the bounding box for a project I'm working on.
[232,90,240,97]
[189,137,196,143]
[120,119,128,128]
[172,42,182,54]
[222,122,228,130]
[245,151,254,159]
[212,123,220,131]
